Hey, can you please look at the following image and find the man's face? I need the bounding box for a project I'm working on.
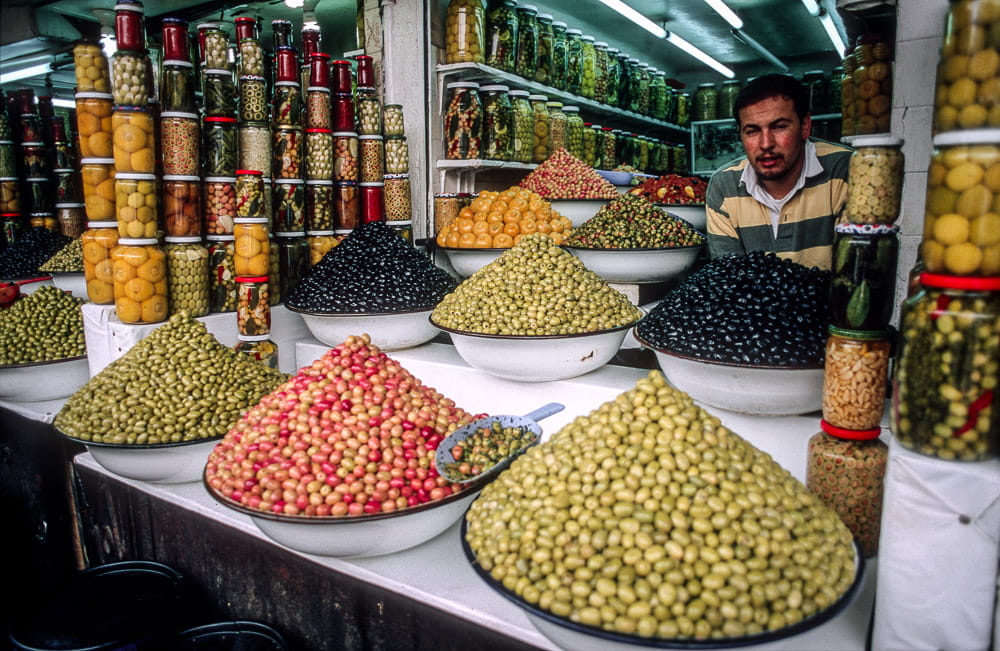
[737,95,811,185]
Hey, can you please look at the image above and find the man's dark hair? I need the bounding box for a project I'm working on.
[733,74,809,126]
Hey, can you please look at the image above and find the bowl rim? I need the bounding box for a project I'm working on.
[461,515,865,649]
[0,353,87,370]
[59,429,224,450]
[42,270,86,276]
[285,304,437,318]
[430,312,644,341]
[561,243,705,254]
[547,197,617,203]
[652,202,707,208]
[203,469,488,524]
[438,246,510,253]
[634,331,824,371]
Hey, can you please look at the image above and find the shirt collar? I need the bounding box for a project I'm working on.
[739,139,822,194]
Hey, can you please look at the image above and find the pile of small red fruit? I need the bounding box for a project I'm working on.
[518,148,618,199]
[205,334,483,517]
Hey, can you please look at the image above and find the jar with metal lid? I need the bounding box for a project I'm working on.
[649,70,668,120]
[801,70,829,116]
[111,107,155,174]
[551,21,568,90]
[534,13,554,85]
[272,126,303,179]
[485,0,518,72]
[306,88,331,129]
[333,131,359,181]
[112,238,168,324]
[239,75,268,123]
[111,51,149,106]
[114,1,145,51]
[81,221,119,303]
[55,204,85,238]
[579,35,597,100]
[307,230,339,265]
[383,174,411,221]
[235,334,279,369]
[592,42,610,104]
[235,169,265,219]
[546,101,567,154]
[445,0,485,64]
[80,159,115,221]
[239,38,265,77]
[23,179,48,215]
[73,43,111,95]
[162,175,201,236]
[274,232,309,297]
[823,327,892,431]
[807,420,887,557]
[664,85,678,125]
[387,220,412,243]
[892,273,1000,461]
[384,136,409,174]
[334,182,359,229]
[235,275,271,335]
[677,92,690,127]
[513,4,538,78]
[203,176,236,235]
[433,193,461,235]
[843,135,904,224]
[716,79,741,121]
[565,28,583,95]
[600,127,617,169]
[831,223,899,330]
[853,34,892,135]
[273,179,305,232]
[270,19,291,48]
[508,90,533,164]
[359,134,385,182]
[615,53,630,109]
[581,122,597,167]
[637,136,651,173]
[160,112,199,176]
[272,81,301,128]
[693,83,718,122]
[114,172,158,238]
[237,122,269,175]
[305,180,333,231]
[201,116,237,177]
[233,218,271,277]
[54,170,81,205]
[332,93,356,132]
[382,105,405,138]
[75,93,114,159]
[164,236,209,317]
[202,29,230,71]
[480,85,512,160]
[622,58,639,113]
[20,144,47,179]
[530,94,550,163]
[206,235,237,311]
[305,128,333,180]
[599,47,618,107]
[563,106,584,161]
[444,82,482,160]
[356,94,383,136]
[203,70,236,118]
[161,61,195,113]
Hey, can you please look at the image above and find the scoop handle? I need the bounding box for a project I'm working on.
[522,402,564,423]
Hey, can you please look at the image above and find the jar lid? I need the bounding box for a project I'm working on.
[607,47,620,54]
[237,333,273,342]
[387,220,411,225]
[305,179,334,186]
[275,125,303,132]
[820,419,882,440]
[74,92,114,100]
[384,173,409,180]
[203,68,233,77]
[206,234,235,241]
[594,41,608,47]
[240,75,267,83]
[581,35,595,42]
[307,86,332,93]
[834,223,899,235]
[563,106,580,113]
[239,121,270,129]
[359,181,384,187]
[590,124,602,129]
[274,178,304,185]
[546,101,564,107]
[80,158,116,165]
[164,236,202,243]
[479,84,509,92]
[933,129,1000,147]
[528,94,548,101]
[29,212,54,217]
[305,128,333,134]
[235,275,268,282]
[236,169,264,176]
[163,60,194,68]
[87,221,119,228]
[552,20,567,28]
[162,174,201,181]
[161,111,199,120]
[509,89,530,97]
[52,168,76,174]
[307,230,336,236]
[114,2,144,12]
[851,134,904,147]
[274,80,301,87]
[334,229,353,235]
[434,193,459,198]
[204,176,237,182]
[827,325,889,339]
[204,116,238,123]
[520,4,538,12]
[697,82,716,88]
[114,172,156,180]
[566,28,582,35]
[332,131,359,137]
[919,272,1000,291]
[334,181,358,187]
[233,218,269,224]
[113,49,148,58]
[275,231,306,238]
[54,203,85,208]
[384,103,403,109]
[358,134,384,141]
[118,238,159,245]
[20,142,44,147]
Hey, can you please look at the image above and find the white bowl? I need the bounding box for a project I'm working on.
[288,306,439,351]
[49,272,88,299]
[439,247,505,277]
[0,355,89,402]
[548,199,612,227]
[206,481,483,558]
[640,340,824,416]
[82,438,220,484]
[433,317,641,382]
[564,245,703,284]
[657,203,707,232]
[595,170,633,186]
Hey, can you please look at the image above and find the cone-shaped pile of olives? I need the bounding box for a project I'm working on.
[286,220,457,314]
[205,334,483,517]
[39,237,84,273]
[466,370,856,641]
[637,252,830,366]
[55,313,288,445]
[0,285,85,364]
[0,227,72,278]
[519,148,618,199]
[431,233,642,335]
[564,194,705,249]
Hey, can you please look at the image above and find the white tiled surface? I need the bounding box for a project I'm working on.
[895,0,948,42]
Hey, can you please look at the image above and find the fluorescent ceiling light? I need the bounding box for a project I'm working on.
[51,97,76,109]
[594,0,667,38]
[800,0,822,17]
[285,0,304,7]
[665,31,734,78]
[819,9,847,55]
[703,0,743,29]
[0,62,52,85]
[733,29,789,72]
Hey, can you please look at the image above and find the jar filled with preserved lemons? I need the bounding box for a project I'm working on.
[934,0,1000,133]
[444,0,485,64]
[112,237,168,324]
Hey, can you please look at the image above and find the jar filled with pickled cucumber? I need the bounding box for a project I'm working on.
[551,20,568,89]
[514,5,539,79]
[843,135,904,224]
[565,28,583,96]
[823,328,892,431]
[481,85,513,160]
[563,106,584,161]
[604,47,621,107]
[444,0,485,64]
[579,35,597,100]
[892,273,1000,461]
[203,116,238,177]
[161,61,196,113]
[509,90,533,163]
[164,236,209,317]
[444,82,482,159]
[485,0,518,72]
[626,58,642,113]
[592,42,610,104]
[717,79,741,121]
[694,82,718,122]
[831,223,899,331]
[112,238,168,324]
[534,13,554,85]
[637,63,653,115]
[82,221,119,304]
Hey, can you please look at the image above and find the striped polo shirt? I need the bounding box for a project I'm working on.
[705,138,852,270]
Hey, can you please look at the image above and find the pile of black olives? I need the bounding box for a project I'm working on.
[0,227,72,278]
[637,252,831,366]
[287,221,457,313]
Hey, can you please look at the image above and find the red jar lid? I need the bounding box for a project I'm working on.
[235,276,269,283]
[236,169,264,176]
[820,419,881,440]
[204,116,237,123]
[234,17,257,41]
[355,54,374,87]
[161,17,190,62]
[305,128,332,134]
[919,272,1000,291]
[275,46,298,82]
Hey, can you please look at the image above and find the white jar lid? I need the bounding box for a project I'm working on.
[114,172,157,181]
[163,60,194,68]
[162,175,201,182]
[117,238,159,245]
[161,111,199,120]
[87,221,119,228]
[479,85,510,93]
[933,129,1000,147]
[165,236,203,243]
[447,81,480,90]
[851,134,904,148]
[204,176,237,183]
[74,92,113,100]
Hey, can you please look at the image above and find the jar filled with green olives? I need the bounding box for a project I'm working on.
[581,122,597,167]
[565,28,583,95]
[161,61,196,113]
[444,0,485,64]
[534,13,554,85]
[513,5,538,79]
[563,105,584,161]
[485,0,518,72]
[509,90,533,164]
[239,38,265,77]
[165,236,210,317]
[481,85,513,160]
[579,35,597,99]
[305,128,334,180]
[530,94,550,163]
[550,20,568,89]
[546,101,567,154]
[716,79,740,120]
[207,235,237,312]
[384,136,409,174]
[593,41,610,104]
[239,75,268,123]
[600,126,616,169]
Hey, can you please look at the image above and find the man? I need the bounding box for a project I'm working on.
[705,74,851,270]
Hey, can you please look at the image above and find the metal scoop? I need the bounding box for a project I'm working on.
[435,402,565,484]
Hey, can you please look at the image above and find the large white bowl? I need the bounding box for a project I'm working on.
[206,481,483,558]
[288,306,439,351]
[439,247,505,277]
[81,437,220,484]
[564,245,704,284]
[0,355,89,402]
[657,203,707,232]
[433,317,641,382]
[638,338,824,416]
[548,199,613,227]
[48,272,88,299]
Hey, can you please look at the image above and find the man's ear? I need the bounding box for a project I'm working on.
[801,114,812,140]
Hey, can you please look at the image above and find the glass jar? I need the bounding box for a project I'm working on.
[235,334,279,369]
[274,232,309,297]
[616,52,631,110]
[112,238,168,324]
[333,131,359,181]
[161,61,195,113]
[530,94,550,163]
[601,47,619,108]
[272,82,302,128]
[203,70,236,118]
[693,83,718,122]
[444,82,482,159]
[55,204,85,238]
[273,179,305,232]
[840,54,857,137]
[677,92,690,127]
[201,116,237,177]
[445,0,486,64]
[162,175,201,236]
[307,231,338,265]
[646,69,665,120]
[843,135,904,224]
[54,170,81,205]
[514,5,538,79]
[112,107,155,174]
[81,221,118,304]
[236,169,266,219]
[114,1,145,51]
[551,21,568,90]
[233,218,271,277]
[829,66,843,114]
[359,182,385,224]
[305,180,334,231]
[384,174,411,221]
[331,93,356,132]
[356,94,383,136]
[807,420,887,557]
[579,35,597,100]
[433,192,461,235]
[202,29,231,71]
[111,50,150,106]
[80,159,115,222]
[305,128,334,180]
[239,75,268,123]
[581,122,597,167]
[485,0,518,72]
[239,38,265,77]
[235,276,271,335]
[207,235,237,312]
[664,85,678,125]
[892,274,1000,461]
[306,88,331,130]
[270,19,291,48]
[480,85,512,160]
[204,176,237,235]
[272,126,303,179]
[509,90,533,164]
[717,79,741,121]
[563,106,584,161]
[29,212,57,232]
[267,243,281,306]
[534,13,554,85]
[600,127,617,169]
[334,182,359,229]
[831,223,899,330]
[385,136,409,174]
[359,134,385,182]
[20,144,46,179]
[382,105,405,138]
[853,35,892,135]
[565,29,583,95]
[823,328,892,431]
[164,236,209,317]
[592,42,609,105]
[73,43,111,95]
[75,93,114,159]
[114,173,158,239]
[238,122,271,177]
[160,112,199,176]
[802,70,829,116]
[546,101,567,154]
[622,58,638,113]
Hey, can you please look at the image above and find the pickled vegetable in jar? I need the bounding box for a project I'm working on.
[207,235,237,312]
[160,112,199,176]
[551,21,568,90]
[600,127,616,169]
[664,85,678,125]
[235,334,279,369]
[382,105,405,137]
[334,182,359,230]
[694,83,718,122]
[843,135,904,224]
[509,90,534,164]
[267,243,281,306]
[164,236,209,317]
[530,94,550,163]
[202,29,231,71]
[384,136,409,174]
[82,221,119,304]
[272,126,303,179]
[29,213,58,232]
[823,328,891,431]
[434,193,461,235]
[677,92,690,127]
[56,203,85,238]
[853,34,892,135]
[444,82,482,159]
[579,35,597,100]
[112,107,156,174]
[581,122,597,167]
[840,54,857,137]
[829,66,843,114]
[161,61,195,113]
[307,230,339,265]
[359,135,385,182]
[54,171,81,205]
[534,13,554,85]
[274,232,309,298]
[444,0,485,64]
[239,38,265,77]
[236,275,271,335]
[717,79,740,121]
[388,220,412,243]
[891,273,1000,461]
[383,174,411,221]
[333,131,359,181]
[273,82,302,128]
[593,42,610,104]
[807,420,887,556]
[305,128,334,180]
[831,223,899,331]
[73,42,111,94]
[485,0,518,72]
[203,70,236,118]
[547,101,567,154]
[239,75,269,123]
[233,218,271,277]
[514,5,539,78]
[356,94,383,136]
[75,93,114,159]
[204,176,237,235]
[563,106,584,161]
[115,173,158,238]
[565,29,583,96]
[161,175,201,236]
[480,85,513,160]
[306,89,331,130]
[112,238,168,324]
[305,181,333,231]
[238,122,270,177]
[273,179,305,232]
[202,116,238,177]
[20,144,47,179]
[111,50,150,106]
[235,169,266,219]
[80,159,115,222]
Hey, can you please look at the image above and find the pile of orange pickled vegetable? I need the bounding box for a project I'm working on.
[435,186,573,248]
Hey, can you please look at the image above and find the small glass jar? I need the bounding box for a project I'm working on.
[509,90,533,164]
[111,50,150,106]
[270,19,292,48]
[334,182,359,230]
[332,93,356,132]
[305,128,334,180]
[236,169,266,219]
[164,236,209,317]
[480,85,512,160]
[677,92,690,127]
[693,83,718,122]
[204,176,237,235]
[202,29,231,71]
[267,243,281,306]
[305,180,334,231]
[843,135,904,224]
[161,61,196,113]
[56,203,86,238]
[601,47,619,108]
[534,13,554,85]
[81,221,119,304]
[831,223,899,330]
[306,88,331,130]
[359,135,385,182]
[664,85,678,125]
[272,127,303,179]
[581,122,597,168]
[530,95,550,163]
[444,82,482,160]
[80,158,116,222]
[238,122,271,175]
[272,82,302,128]
[356,94,383,136]
[715,79,740,121]
[114,0,145,53]
[513,4,539,77]
[73,43,111,95]
[330,60,352,94]
[112,238,168,324]
[579,35,597,100]
[75,92,114,159]
[801,70,829,116]
[333,131,359,181]
[434,192,461,235]
[853,34,892,135]
[307,230,339,265]
[233,218,271,277]
[829,66,843,115]
[207,235,237,312]
[840,54,857,137]
[565,28,583,96]
[235,334,279,368]
[600,127,617,169]
[239,75,268,123]
[892,274,1000,461]
[384,174,411,221]
[54,170,81,205]
[25,179,50,215]
[29,212,57,232]
[239,38,265,77]
[160,112,199,176]
[359,182,384,224]
[625,59,642,113]
[274,232,309,298]
[388,220,412,243]
[563,106,584,161]
[162,175,201,236]
[807,420,887,557]
[273,179,305,232]
[381,136,407,174]
[235,276,271,335]
[202,116,238,177]
[485,0,518,72]
[203,70,236,118]
[115,172,158,239]
[382,105,405,137]
[823,327,891,431]
[112,107,156,174]
[546,101,567,154]
[20,144,47,179]
[444,0,486,64]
